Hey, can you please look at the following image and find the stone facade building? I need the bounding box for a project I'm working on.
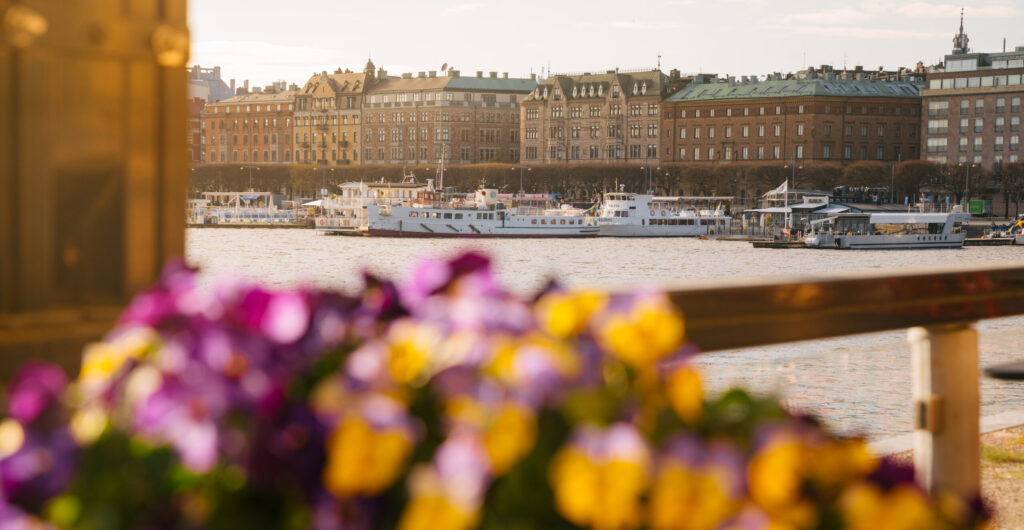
[920,19,1024,169]
[361,67,535,165]
[518,69,690,164]
[293,64,373,165]
[661,73,922,164]
[200,85,297,164]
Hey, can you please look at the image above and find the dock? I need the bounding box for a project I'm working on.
[965,238,1014,246]
[752,241,807,249]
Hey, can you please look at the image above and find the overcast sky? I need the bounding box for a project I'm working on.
[190,0,1023,88]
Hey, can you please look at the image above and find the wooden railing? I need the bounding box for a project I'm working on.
[666,262,1024,500]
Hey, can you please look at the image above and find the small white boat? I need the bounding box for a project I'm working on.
[367,188,598,238]
[595,193,731,237]
[314,176,430,236]
[805,211,971,249]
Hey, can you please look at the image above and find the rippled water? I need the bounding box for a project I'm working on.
[187,228,1024,440]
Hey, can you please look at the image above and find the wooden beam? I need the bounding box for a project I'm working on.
[666,262,1024,352]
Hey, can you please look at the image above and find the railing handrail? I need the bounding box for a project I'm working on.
[665,262,1024,352]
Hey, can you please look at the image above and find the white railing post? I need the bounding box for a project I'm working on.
[909,323,980,498]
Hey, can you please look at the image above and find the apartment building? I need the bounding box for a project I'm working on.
[661,72,922,164]
[293,63,373,165]
[921,18,1024,169]
[519,69,690,164]
[200,85,297,164]
[361,67,535,165]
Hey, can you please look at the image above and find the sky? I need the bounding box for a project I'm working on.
[189,0,1024,88]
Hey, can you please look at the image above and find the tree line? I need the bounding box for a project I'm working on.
[190,161,1024,216]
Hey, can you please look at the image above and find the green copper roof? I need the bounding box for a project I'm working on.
[664,78,922,102]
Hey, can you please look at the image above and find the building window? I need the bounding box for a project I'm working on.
[876,147,884,160]
[959,137,968,152]
[773,146,780,159]
[774,124,780,137]
[995,136,1004,151]
[877,125,884,137]
[996,98,1006,113]
[974,137,983,151]
[798,105,804,114]
[974,118,984,133]
[679,128,686,139]
[844,145,852,159]
[758,125,765,137]
[823,145,831,159]
[960,100,969,114]
[795,145,804,159]
[927,120,948,134]
[996,117,1005,133]
[928,101,949,117]
[796,124,804,136]
[975,99,984,114]
[742,126,749,138]
[741,146,749,160]
[824,124,832,136]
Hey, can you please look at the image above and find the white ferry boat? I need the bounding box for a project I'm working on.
[367,188,598,238]
[595,193,731,237]
[805,211,971,249]
[314,178,429,236]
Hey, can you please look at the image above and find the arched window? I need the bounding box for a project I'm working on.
[633,82,638,95]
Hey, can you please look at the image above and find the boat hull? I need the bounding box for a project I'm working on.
[368,228,598,238]
[597,224,716,237]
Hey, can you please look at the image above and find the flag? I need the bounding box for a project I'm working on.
[583,202,599,215]
[765,180,788,197]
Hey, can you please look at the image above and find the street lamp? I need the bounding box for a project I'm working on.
[640,165,660,194]
[511,166,531,196]
[240,165,260,190]
[958,162,979,208]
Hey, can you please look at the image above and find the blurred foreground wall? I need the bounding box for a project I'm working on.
[0,0,188,374]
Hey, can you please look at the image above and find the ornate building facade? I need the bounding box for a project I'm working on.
[518,69,691,164]
[293,64,373,166]
[361,68,535,165]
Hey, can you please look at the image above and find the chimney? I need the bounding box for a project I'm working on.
[606,70,615,74]
[448,70,460,77]
[502,72,508,79]
[429,70,437,77]
[670,68,680,80]
[289,83,299,91]
[418,71,425,78]
[489,71,497,78]
[402,73,412,79]
[230,79,236,93]
[253,87,262,93]
[213,66,221,78]
[530,73,537,80]
[476,71,483,78]
[244,80,249,91]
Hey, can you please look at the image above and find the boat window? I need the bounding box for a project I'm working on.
[409,212,418,218]
[953,222,963,234]
[455,213,463,219]
[443,213,452,219]
[560,219,565,225]
[541,219,547,225]
[531,219,537,225]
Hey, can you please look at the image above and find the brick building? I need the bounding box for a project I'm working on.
[920,18,1024,169]
[661,72,922,164]
[200,84,298,164]
[293,63,373,165]
[361,67,535,165]
[519,69,690,164]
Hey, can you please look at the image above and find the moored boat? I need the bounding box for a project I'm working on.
[367,188,598,238]
[805,211,971,249]
[595,193,731,237]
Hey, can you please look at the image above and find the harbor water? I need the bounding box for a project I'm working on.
[187,228,1024,440]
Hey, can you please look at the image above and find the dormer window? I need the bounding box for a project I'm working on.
[598,85,603,96]
[572,86,577,98]
[641,82,647,95]
[589,85,595,97]
[554,88,561,99]
[633,82,639,95]
[543,87,549,98]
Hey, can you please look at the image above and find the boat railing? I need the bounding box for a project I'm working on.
[666,263,1024,499]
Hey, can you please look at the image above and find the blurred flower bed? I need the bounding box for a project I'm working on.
[0,253,989,529]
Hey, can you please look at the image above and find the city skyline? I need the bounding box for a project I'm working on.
[190,0,1023,87]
